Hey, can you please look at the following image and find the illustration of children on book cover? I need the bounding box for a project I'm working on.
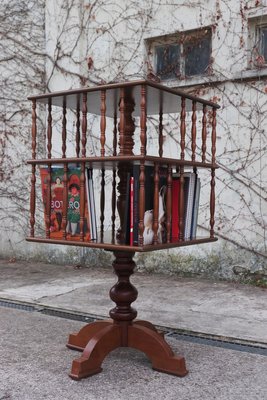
[40,166,90,241]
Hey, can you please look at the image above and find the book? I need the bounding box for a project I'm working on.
[190,177,201,239]
[132,165,167,246]
[171,177,180,241]
[39,166,90,240]
[184,172,196,240]
[85,168,97,241]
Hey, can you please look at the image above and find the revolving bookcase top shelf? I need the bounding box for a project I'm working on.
[27,79,219,380]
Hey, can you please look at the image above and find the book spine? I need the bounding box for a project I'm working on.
[184,173,196,240]
[85,168,92,238]
[171,178,180,241]
[191,178,201,239]
[88,169,97,240]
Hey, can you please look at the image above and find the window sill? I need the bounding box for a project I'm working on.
[158,67,267,89]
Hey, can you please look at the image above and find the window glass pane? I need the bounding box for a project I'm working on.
[261,27,267,62]
[155,44,180,79]
[184,32,211,77]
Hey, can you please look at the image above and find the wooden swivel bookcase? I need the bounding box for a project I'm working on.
[27,80,219,380]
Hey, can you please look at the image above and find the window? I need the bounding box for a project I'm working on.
[248,16,267,68]
[148,28,212,81]
[258,25,267,63]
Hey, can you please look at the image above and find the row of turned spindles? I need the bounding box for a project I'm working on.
[29,162,216,244]
[30,86,217,163]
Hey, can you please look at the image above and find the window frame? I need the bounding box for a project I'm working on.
[146,27,213,82]
[248,15,267,69]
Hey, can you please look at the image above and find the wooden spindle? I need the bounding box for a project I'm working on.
[112,169,116,243]
[140,84,147,156]
[210,107,217,238]
[79,162,85,241]
[158,102,163,157]
[180,97,186,160]
[153,163,159,245]
[100,169,105,242]
[210,169,215,239]
[119,88,125,155]
[62,97,67,158]
[138,161,145,246]
[191,100,196,162]
[45,165,52,239]
[111,109,117,243]
[47,98,52,159]
[62,163,68,240]
[82,93,87,157]
[211,107,217,165]
[166,165,172,243]
[202,104,207,163]
[100,90,106,157]
[179,167,185,241]
[113,109,117,156]
[76,98,80,158]
[30,99,37,237]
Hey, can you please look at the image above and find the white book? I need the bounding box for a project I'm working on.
[85,168,97,240]
[191,177,201,239]
[184,172,196,240]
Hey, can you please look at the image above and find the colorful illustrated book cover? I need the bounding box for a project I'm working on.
[39,166,90,241]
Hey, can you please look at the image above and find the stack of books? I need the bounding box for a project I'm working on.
[123,167,201,246]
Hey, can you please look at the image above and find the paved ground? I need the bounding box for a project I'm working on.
[0,258,266,399]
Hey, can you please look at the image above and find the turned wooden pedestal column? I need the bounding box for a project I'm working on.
[67,251,188,380]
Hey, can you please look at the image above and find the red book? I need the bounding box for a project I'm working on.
[130,176,134,246]
[172,178,180,241]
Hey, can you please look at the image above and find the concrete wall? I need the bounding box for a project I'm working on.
[0,0,266,280]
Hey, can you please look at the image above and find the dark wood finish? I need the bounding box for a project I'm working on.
[153,163,159,245]
[76,99,80,158]
[179,167,185,241]
[62,163,68,240]
[30,100,37,237]
[166,165,172,243]
[180,97,186,161]
[201,104,207,163]
[27,79,219,381]
[191,100,196,162]
[82,93,87,158]
[27,155,218,169]
[67,252,188,380]
[47,98,52,159]
[62,96,67,158]
[45,165,52,239]
[111,111,117,242]
[100,169,105,242]
[158,103,163,157]
[210,107,217,238]
[100,90,106,157]
[26,235,217,252]
[140,84,147,156]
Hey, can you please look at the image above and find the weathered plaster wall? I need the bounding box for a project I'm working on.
[0,0,266,280]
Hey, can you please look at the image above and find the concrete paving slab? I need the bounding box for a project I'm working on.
[0,307,266,400]
[0,259,266,345]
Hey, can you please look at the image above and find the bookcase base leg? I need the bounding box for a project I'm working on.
[67,320,188,380]
[67,319,113,352]
[69,323,121,380]
[128,322,188,377]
